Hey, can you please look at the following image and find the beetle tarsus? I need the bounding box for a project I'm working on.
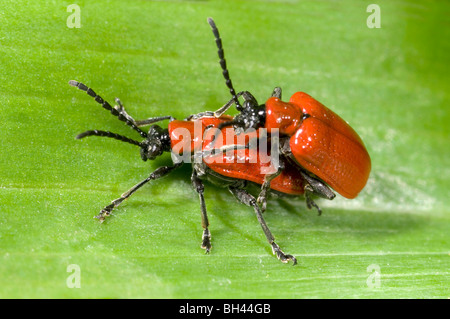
[201,229,212,254]
[95,201,118,222]
[272,242,297,265]
[304,185,323,216]
[306,196,322,216]
[95,209,110,223]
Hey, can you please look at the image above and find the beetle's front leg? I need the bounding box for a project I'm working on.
[113,98,175,127]
[96,164,181,222]
[213,91,258,118]
[112,98,137,126]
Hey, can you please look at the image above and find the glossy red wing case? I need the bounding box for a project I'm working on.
[288,92,371,199]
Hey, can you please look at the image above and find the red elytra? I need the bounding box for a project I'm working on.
[169,116,233,154]
[168,116,306,195]
[206,151,306,195]
[265,92,371,199]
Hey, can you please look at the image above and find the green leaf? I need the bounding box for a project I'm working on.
[1,0,448,298]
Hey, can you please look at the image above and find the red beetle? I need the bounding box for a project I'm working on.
[206,18,371,204]
[266,92,371,199]
[70,80,300,264]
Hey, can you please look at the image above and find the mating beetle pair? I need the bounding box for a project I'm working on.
[71,18,371,265]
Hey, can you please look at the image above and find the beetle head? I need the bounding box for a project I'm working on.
[139,125,171,161]
[231,103,266,133]
[218,92,266,133]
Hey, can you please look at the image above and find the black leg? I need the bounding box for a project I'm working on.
[134,116,175,127]
[229,186,297,265]
[210,91,245,118]
[257,160,285,213]
[113,98,174,127]
[213,90,260,119]
[304,185,323,216]
[112,98,138,126]
[184,111,215,121]
[191,169,211,253]
[300,171,336,216]
[96,163,181,222]
[212,97,237,118]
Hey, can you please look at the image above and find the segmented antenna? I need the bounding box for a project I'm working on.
[76,130,142,147]
[69,80,148,138]
[207,18,243,111]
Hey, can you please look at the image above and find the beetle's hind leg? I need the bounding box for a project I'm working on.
[300,172,336,216]
[229,186,297,265]
[304,185,323,216]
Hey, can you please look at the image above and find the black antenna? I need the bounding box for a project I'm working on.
[69,80,148,138]
[76,130,142,147]
[207,18,243,111]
